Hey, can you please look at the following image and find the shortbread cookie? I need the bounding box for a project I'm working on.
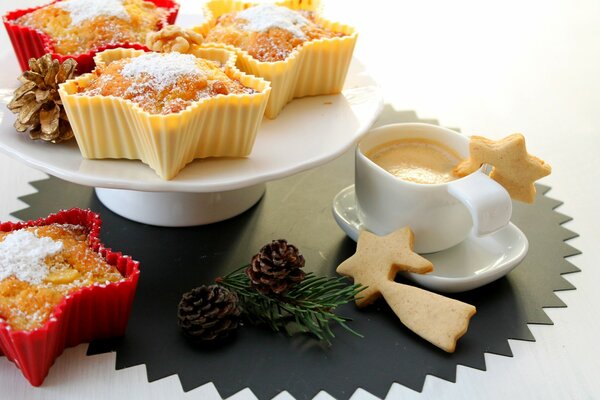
[337,227,433,307]
[453,133,551,203]
[336,227,476,353]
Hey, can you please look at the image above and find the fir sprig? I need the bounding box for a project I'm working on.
[216,266,365,344]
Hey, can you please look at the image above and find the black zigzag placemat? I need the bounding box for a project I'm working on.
[10,108,580,399]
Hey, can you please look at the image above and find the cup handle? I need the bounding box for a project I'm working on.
[447,170,512,236]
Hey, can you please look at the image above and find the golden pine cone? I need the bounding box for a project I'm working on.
[7,54,77,143]
[146,25,204,54]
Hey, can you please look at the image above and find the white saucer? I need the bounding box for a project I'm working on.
[332,185,529,293]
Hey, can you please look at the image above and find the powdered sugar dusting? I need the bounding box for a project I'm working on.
[237,4,309,38]
[57,0,130,25]
[0,230,64,284]
[121,53,204,92]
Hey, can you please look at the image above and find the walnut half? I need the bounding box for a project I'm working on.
[146,26,204,54]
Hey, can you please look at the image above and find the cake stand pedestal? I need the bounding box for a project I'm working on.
[95,184,266,226]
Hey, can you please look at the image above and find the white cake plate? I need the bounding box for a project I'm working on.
[0,54,383,226]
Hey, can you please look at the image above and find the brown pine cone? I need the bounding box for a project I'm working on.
[246,239,306,295]
[177,285,241,343]
[7,54,77,143]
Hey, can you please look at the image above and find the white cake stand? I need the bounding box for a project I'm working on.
[0,57,383,226]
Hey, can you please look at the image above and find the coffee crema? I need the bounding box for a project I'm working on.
[365,138,463,184]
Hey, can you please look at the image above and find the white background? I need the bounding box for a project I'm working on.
[1,0,599,399]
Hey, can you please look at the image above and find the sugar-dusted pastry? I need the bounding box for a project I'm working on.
[0,224,123,331]
[79,51,255,114]
[0,208,140,386]
[14,0,170,55]
[59,48,270,179]
[197,0,357,118]
[3,0,180,73]
[205,4,345,62]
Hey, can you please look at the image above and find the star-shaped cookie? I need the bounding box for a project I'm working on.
[336,227,433,307]
[453,133,551,203]
[337,227,476,353]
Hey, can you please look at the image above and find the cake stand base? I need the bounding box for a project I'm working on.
[95,184,266,227]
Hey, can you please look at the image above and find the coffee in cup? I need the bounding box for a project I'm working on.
[365,138,463,185]
[355,123,512,253]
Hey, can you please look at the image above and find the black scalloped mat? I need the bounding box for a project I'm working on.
[10,107,580,399]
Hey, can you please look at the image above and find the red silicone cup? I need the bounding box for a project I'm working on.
[0,208,140,386]
[2,0,180,74]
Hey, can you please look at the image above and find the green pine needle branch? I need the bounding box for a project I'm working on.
[216,266,365,344]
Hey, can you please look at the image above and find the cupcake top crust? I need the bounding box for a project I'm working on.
[205,4,346,62]
[78,52,255,114]
[0,224,124,331]
[14,0,170,55]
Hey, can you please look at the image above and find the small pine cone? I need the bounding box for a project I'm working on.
[146,25,204,54]
[7,54,77,143]
[247,240,306,295]
[177,285,241,343]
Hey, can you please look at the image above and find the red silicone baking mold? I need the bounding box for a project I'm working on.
[2,0,180,73]
[0,208,140,386]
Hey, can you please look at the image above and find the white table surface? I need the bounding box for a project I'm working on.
[1,0,599,399]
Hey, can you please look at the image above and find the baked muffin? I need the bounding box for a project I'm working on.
[78,51,254,114]
[204,4,344,62]
[198,0,357,118]
[0,224,124,331]
[3,0,180,73]
[0,208,140,386]
[59,48,270,179]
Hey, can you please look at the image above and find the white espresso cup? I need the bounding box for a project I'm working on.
[355,123,512,253]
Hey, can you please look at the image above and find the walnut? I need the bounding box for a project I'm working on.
[146,25,204,54]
